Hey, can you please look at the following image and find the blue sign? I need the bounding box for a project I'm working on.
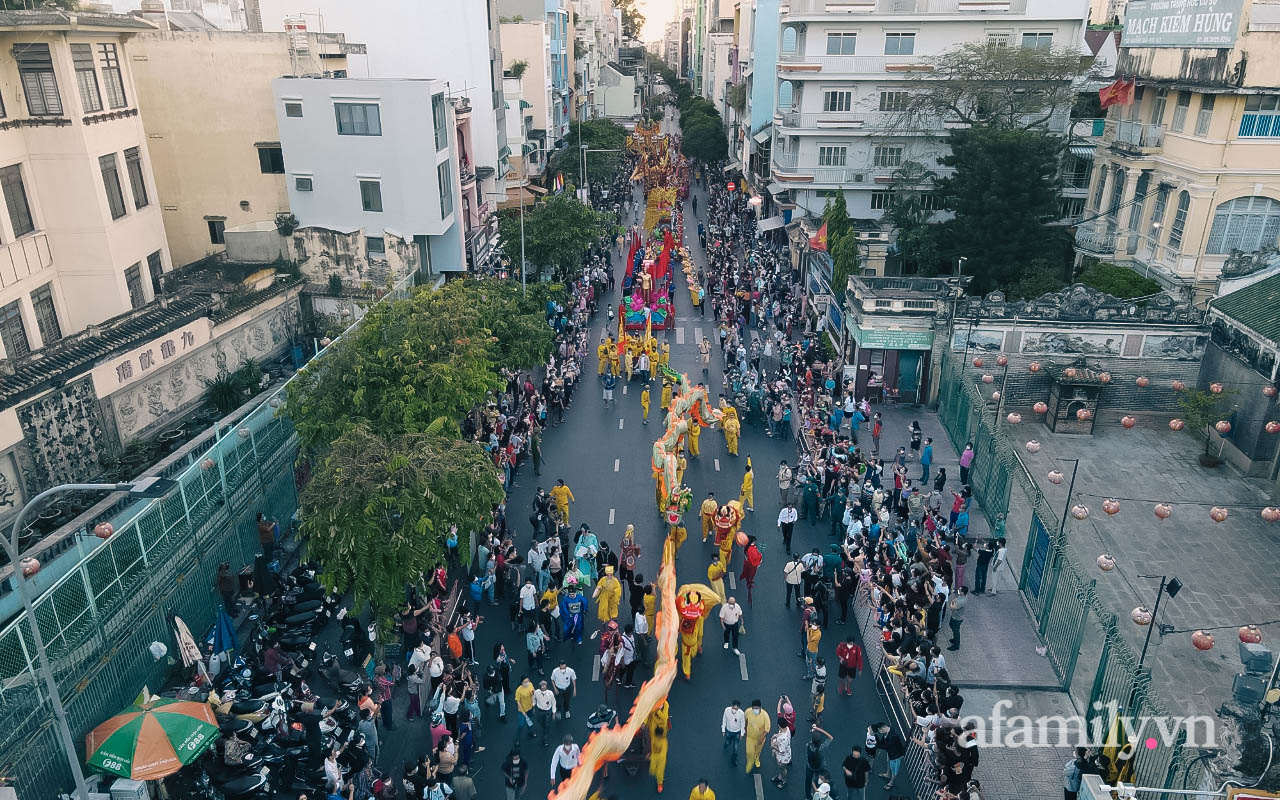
[827,300,843,334]
[1025,513,1051,598]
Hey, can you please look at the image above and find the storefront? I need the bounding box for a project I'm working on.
[846,324,936,404]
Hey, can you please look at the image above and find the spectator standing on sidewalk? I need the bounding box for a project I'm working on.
[947,587,969,651]
[842,746,872,800]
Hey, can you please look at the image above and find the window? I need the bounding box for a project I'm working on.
[432,93,447,150]
[295,176,313,191]
[335,102,382,136]
[985,31,1011,50]
[437,161,453,218]
[284,101,303,117]
[0,164,34,238]
[14,43,62,116]
[817,146,847,166]
[1239,95,1280,137]
[823,90,852,113]
[826,32,856,55]
[1206,196,1280,254]
[1021,32,1052,50]
[360,179,383,212]
[879,90,908,112]
[31,283,59,345]
[99,153,127,220]
[367,236,385,257]
[884,33,915,55]
[98,43,126,109]
[1195,94,1215,136]
[147,250,163,295]
[778,81,795,110]
[1148,185,1170,237]
[208,219,226,244]
[1127,171,1150,231]
[1170,91,1191,132]
[873,145,903,168]
[257,145,285,174]
[0,300,29,359]
[125,263,145,309]
[870,190,891,210]
[124,147,148,209]
[71,43,102,113]
[1168,191,1189,250]
[1148,88,1168,127]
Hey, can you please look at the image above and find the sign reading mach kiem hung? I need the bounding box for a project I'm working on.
[1122,0,1243,48]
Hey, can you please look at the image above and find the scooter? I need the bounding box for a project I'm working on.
[318,651,365,700]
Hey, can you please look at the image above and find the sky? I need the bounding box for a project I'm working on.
[636,0,679,43]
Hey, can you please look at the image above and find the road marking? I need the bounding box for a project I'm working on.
[619,418,625,430]
[727,571,737,590]
[754,773,764,800]
[609,508,616,525]
[740,652,749,681]
[593,655,601,681]
[694,327,703,342]
[622,385,628,395]
[714,459,721,472]
[676,326,686,345]
[614,459,620,472]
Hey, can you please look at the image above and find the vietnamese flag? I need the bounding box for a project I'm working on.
[1099,78,1135,110]
[809,222,828,252]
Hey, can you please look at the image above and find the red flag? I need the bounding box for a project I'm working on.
[809,222,828,252]
[1099,79,1135,110]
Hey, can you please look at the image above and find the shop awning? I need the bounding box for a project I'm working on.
[497,184,548,210]
[753,126,772,144]
[1068,144,1096,159]
[767,181,788,196]
[723,161,743,174]
[758,215,785,231]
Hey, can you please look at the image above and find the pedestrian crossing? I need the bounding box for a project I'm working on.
[675,326,685,345]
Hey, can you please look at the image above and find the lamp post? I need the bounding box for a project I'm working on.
[1136,574,1182,669]
[4,477,177,800]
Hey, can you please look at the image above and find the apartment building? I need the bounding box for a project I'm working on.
[572,0,621,120]
[702,0,735,118]
[664,20,681,71]
[770,0,1088,272]
[500,0,572,143]
[1073,0,1280,297]
[0,11,171,356]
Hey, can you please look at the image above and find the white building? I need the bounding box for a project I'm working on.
[108,0,250,30]
[272,76,465,274]
[573,0,620,120]
[771,0,1089,270]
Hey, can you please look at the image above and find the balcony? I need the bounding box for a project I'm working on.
[1108,120,1163,156]
[1074,223,1118,256]
[0,233,53,289]
[777,52,933,77]
[773,153,953,185]
[776,109,959,134]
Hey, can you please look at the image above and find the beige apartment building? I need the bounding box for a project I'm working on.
[131,28,352,267]
[0,10,170,355]
[1074,0,1280,298]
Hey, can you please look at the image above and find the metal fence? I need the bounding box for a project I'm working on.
[934,349,1204,793]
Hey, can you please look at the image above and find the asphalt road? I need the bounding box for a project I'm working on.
[371,179,905,800]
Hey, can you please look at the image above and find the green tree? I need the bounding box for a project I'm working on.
[821,193,861,292]
[1178,388,1237,458]
[299,423,504,618]
[1077,262,1161,299]
[681,117,728,162]
[1006,259,1068,300]
[886,161,940,274]
[549,119,628,187]
[936,126,1065,293]
[497,193,613,283]
[616,0,644,39]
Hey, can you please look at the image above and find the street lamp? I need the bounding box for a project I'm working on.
[4,477,178,800]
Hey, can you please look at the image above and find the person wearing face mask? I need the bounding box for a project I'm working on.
[502,748,529,800]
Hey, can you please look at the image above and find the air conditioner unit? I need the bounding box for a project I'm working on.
[109,780,149,800]
[853,173,864,182]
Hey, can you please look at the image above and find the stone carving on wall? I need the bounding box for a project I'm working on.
[17,376,110,492]
[1211,317,1277,377]
[950,329,1004,352]
[1141,334,1207,361]
[1022,332,1123,356]
[956,284,1205,325]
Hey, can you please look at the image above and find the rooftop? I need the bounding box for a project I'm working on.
[850,275,963,299]
[0,9,156,31]
[1208,272,1280,345]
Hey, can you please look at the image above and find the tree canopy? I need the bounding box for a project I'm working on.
[678,92,729,162]
[549,119,628,187]
[1078,262,1161,299]
[886,162,940,274]
[616,0,644,40]
[497,193,613,283]
[821,193,861,293]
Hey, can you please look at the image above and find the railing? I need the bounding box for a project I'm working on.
[777,110,944,132]
[776,53,933,74]
[0,232,53,289]
[1074,223,1118,255]
[1111,120,1164,151]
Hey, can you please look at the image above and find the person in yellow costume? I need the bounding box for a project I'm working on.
[550,479,575,527]
[660,341,671,368]
[689,778,716,800]
[700,492,718,542]
[687,416,701,456]
[676,450,687,486]
[592,565,622,623]
[743,699,772,773]
[644,582,658,634]
[707,556,726,602]
[676,588,717,680]
[660,380,673,412]
[722,408,741,456]
[739,461,754,512]
[647,698,670,742]
[641,384,651,425]
[597,337,612,376]
[650,724,670,793]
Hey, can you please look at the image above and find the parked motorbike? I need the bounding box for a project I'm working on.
[318,651,365,700]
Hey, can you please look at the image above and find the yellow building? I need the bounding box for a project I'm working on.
[1074,0,1280,298]
[130,29,352,267]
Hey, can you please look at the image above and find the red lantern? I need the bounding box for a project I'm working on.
[991,391,1001,402]
[1154,503,1173,520]
[1006,412,1022,424]
[1029,361,1041,373]
[1239,625,1263,644]
[1121,416,1136,429]
[1262,507,1280,522]
[1047,469,1065,485]
[1131,606,1153,626]
[996,354,1009,367]
[93,522,114,540]
[1209,506,1229,522]
[981,374,994,384]
[20,557,39,578]
[1025,440,1042,453]
[1098,372,1112,384]
[972,357,984,368]
[200,458,216,471]
[1136,376,1150,388]
[1215,420,1231,434]
[1096,553,1116,571]
[1103,499,1120,515]
[1168,418,1185,431]
[735,531,749,547]
[1071,505,1090,520]
[1209,382,1224,394]
[1076,408,1092,421]
[1265,385,1278,398]
[1064,367,1078,379]
[1172,380,1185,391]
[1191,630,1215,651]
[237,427,252,440]
[1266,421,1280,434]
[1034,401,1048,414]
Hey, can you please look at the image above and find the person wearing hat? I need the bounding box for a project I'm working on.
[550,479,575,528]
[739,462,755,512]
[593,565,622,623]
[700,492,718,543]
[597,337,612,376]
[641,383,652,424]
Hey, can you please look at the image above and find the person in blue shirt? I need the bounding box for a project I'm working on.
[920,437,934,483]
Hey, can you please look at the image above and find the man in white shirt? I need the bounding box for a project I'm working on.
[720,596,744,655]
[777,503,798,553]
[783,554,804,608]
[532,679,556,741]
[519,579,539,624]
[777,460,794,505]
[722,700,746,767]
[550,660,577,719]
[550,735,581,784]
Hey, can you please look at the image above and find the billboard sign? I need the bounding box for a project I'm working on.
[1122,0,1243,48]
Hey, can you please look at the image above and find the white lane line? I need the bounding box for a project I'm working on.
[619,418,625,430]
[727,571,737,590]
[593,655,601,681]
[754,773,764,800]
[714,459,721,472]
[622,385,628,395]
[740,652,749,681]
[614,458,620,472]
[609,508,616,525]
[676,326,686,345]
[694,327,703,342]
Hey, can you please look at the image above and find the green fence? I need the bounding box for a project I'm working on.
[936,350,1011,527]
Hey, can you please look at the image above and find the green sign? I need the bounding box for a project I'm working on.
[855,327,934,351]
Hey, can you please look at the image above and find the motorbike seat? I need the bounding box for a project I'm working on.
[229,699,265,715]
[220,774,266,798]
